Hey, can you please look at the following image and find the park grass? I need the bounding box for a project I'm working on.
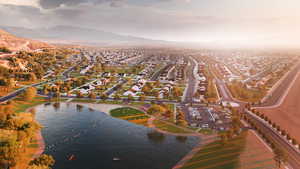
[153,120,191,134]
[181,132,247,169]
[110,107,150,127]
[13,96,47,113]
[227,82,266,103]
[110,107,145,117]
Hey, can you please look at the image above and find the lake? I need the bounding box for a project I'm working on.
[35,102,199,169]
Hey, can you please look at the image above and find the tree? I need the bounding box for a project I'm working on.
[6,78,15,89]
[114,94,121,100]
[147,104,166,115]
[281,130,287,136]
[176,111,187,126]
[29,73,37,82]
[88,92,96,99]
[128,94,134,101]
[173,87,182,99]
[139,94,146,102]
[23,87,37,101]
[142,85,151,95]
[0,46,11,53]
[292,138,298,145]
[154,80,160,87]
[101,93,108,100]
[76,91,83,98]
[273,148,287,169]
[29,154,55,167]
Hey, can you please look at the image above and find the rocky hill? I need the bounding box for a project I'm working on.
[0,29,51,51]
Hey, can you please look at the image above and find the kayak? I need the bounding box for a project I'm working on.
[68,155,75,161]
[113,157,120,161]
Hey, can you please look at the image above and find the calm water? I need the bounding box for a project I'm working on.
[35,102,199,169]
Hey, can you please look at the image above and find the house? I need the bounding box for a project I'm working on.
[131,85,141,92]
[123,90,136,96]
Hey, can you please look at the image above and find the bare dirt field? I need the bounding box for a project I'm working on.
[259,71,300,142]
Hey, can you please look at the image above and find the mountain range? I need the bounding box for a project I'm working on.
[0,25,168,46]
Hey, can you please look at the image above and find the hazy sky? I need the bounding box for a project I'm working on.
[0,0,300,46]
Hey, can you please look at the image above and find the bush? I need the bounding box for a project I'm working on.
[29,154,55,167]
[0,46,11,53]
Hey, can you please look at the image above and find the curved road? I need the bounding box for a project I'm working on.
[211,60,300,168]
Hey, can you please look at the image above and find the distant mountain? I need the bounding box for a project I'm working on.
[0,25,168,46]
[0,29,51,51]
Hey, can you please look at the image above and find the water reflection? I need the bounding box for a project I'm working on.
[53,102,60,111]
[76,104,83,112]
[147,131,165,143]
[176,136,188,143]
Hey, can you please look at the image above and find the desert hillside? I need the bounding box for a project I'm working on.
[0,29,51,51]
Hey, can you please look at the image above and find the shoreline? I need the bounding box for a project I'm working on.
[26,101,211,169]
[32,131,45,159]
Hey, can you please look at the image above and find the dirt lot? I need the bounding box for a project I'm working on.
[259,73,300,142]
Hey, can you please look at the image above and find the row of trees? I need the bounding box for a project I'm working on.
[243,112,287,168]
[249,108,299,148]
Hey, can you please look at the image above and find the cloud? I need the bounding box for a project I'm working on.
[0,0,40,8]
[38,0,125,9]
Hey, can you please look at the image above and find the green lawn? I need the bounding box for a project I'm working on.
[14,96,47,113]
[181,132,247,169]
[110,107,145,117]
[153,120,191,134]
[125,115,149,121]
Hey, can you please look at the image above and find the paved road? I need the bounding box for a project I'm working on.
[0,81,48,103]
[183,56,197,103]
[257,62,300,107]
[245,111,300,169]
[215,78,234,102]
[150,64,169,81]
[0,56,83,103]
[211,60,300,169]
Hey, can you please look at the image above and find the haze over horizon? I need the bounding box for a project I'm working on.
[1,0,300,47]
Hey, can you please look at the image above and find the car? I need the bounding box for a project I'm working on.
[202,124,209,128]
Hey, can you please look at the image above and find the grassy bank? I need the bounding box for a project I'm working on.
[110,107,150,126]
[181,132,247,169]
[153,120,192,134]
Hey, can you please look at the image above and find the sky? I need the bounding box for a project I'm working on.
[0,0,300,46]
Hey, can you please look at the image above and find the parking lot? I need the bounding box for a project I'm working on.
[182,105,232,131]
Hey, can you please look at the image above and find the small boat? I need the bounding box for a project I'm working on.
[113,157,120,161]
[68,155,75,161]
